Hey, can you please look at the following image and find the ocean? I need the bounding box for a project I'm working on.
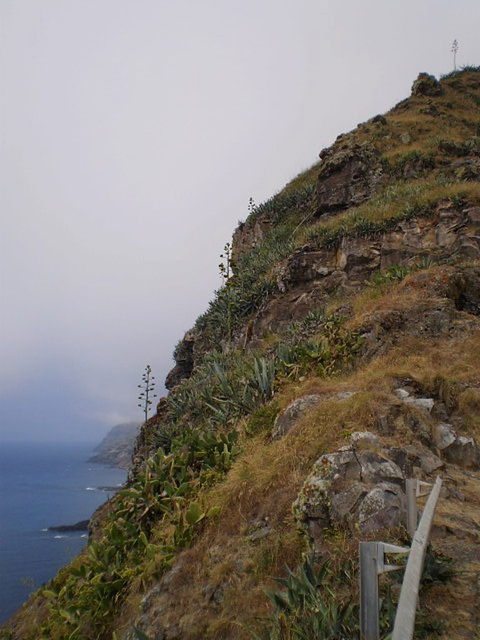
[0,441,127,624]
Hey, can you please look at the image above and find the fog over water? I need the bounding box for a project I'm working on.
[1,0,479,442]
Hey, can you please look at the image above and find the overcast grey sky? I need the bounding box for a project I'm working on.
[1,0,479,442]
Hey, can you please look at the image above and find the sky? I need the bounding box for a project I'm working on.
[1,0,479,442]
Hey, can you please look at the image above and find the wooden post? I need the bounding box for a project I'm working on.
[406,479,432,539]
[360,542,380,640]
[360,542,409,639]
[406,479,417,538]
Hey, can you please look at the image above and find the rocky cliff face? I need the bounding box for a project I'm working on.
[89,422,141,469]
[165,70,480,391]
[3,69,480,640]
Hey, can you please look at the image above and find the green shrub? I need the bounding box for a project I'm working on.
[246,402,280,437]
[251,556,358,640]
[369,264,411,288]
[36,427,240,639]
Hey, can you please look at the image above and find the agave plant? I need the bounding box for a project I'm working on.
[253,556,358,640]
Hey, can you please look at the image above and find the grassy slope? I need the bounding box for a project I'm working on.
[115,267,480,639]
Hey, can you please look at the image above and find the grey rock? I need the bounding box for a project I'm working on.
[443,436,478,468]
[403,410,432,445]
[403,397,435,412]
[282,249,335,284]
[358,483,406,534]
[433,423,479,468]
[272,394,324,439]
[317,450,361,482]
[140,584,163,611]
[338,237,381,279]
[418,450,444,474]
[351,431,380,450]
[203,584,224,605]
[293,475,330,521]
[330,482,369,526]
[358,450,404,486]
[388,444,442,477]
[336,391,356,400]
[448,488,467,501]
[316,142,383,214]
[376,411,397,436]
[306,517,332,547]
[388,447,416,477]
[395,388,410,399]
[161,560,185,589]
[249,527,271,542]
[273,393,355,440]
[433,423,457,450]
[295,442,410,547]
[431,401,450,422]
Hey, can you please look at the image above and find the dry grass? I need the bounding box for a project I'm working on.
[115,308,479,637]
[424,465,480,639]
[457,388,480,438]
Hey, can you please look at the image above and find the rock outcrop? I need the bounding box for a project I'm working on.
[272,392,355,440]
[293,432,407,548]
[245,206,480,342]
[89,422,140,469]
[293,382,480,553]
[165,331,196,390]
[411,72,443,97]
[317,142,383,214]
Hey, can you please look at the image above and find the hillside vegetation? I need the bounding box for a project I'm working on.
[2,69,480,640]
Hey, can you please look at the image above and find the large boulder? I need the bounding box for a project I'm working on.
[293,432,407,549]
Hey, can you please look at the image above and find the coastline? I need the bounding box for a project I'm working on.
[0,441,126,624]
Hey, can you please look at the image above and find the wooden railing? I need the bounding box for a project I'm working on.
[359,476,442,640]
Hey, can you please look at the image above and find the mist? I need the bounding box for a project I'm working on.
[1,0,479,441]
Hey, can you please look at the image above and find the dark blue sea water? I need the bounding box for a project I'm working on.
[0,441,127,624]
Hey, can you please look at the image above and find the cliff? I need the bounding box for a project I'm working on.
[2,69,480,640]
[89,422,141,469]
